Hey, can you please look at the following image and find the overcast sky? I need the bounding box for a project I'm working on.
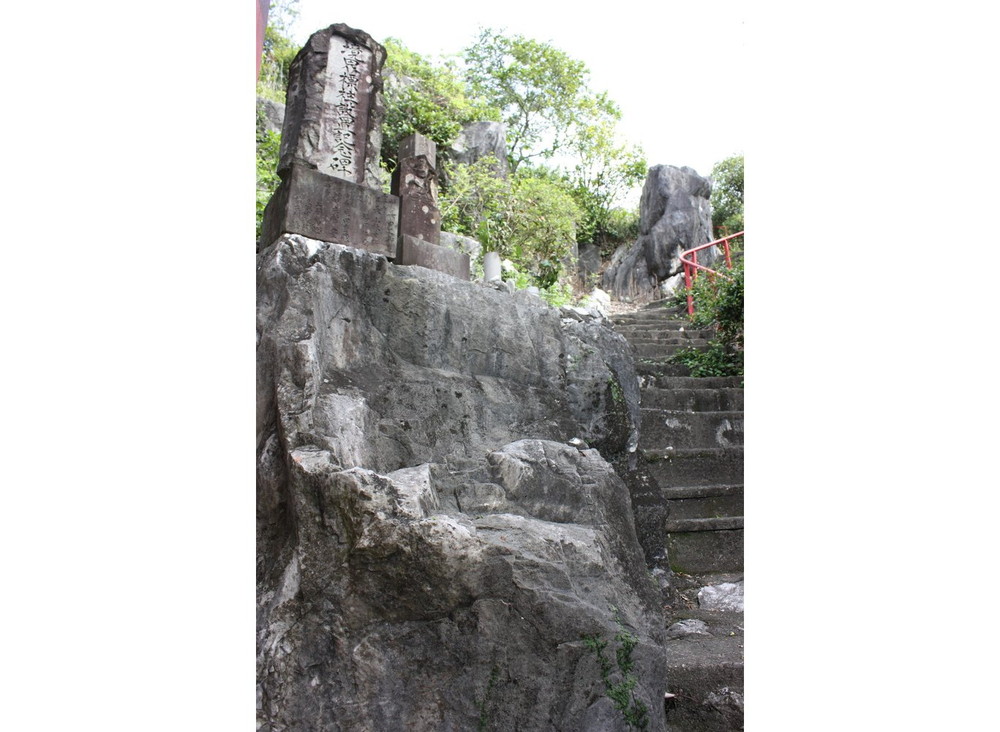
[288,0,746,187]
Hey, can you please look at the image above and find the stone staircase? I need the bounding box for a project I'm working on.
[610,304,744,731]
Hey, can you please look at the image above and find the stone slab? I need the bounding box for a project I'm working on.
[667,528,744,574]
[395,235,470,280]
[260,164,399,257]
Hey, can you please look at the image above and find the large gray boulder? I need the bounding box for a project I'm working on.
[603,165,715,303]
[257,235,666,730]
[445,121,511,177]
[256,96,285,135]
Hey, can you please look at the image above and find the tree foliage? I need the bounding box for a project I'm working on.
[465,29,620,173]
[508,176,582,288]
[462,29,645,246]
[439,156,514,254]
[439,159,581,289]
[381,38,499,171]
[257,1,301,103]
[569,118,646,249]
[710,154,744,238]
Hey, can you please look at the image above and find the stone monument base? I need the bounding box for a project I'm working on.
[396,235,470,280]
[260,164,399,256]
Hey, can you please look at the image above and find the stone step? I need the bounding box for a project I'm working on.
[635,360,692,378]
[664,645,744,731]
[641,387,744,412]
[667,525,743,575]
[663,483,743,500]
[665,516,743,532]
[647,376,744,390]
[666,485,743,521]
[641,410,744,449]
[642,447,744,486]
[612,312,690,325]
[615,328,715,343]
[631,341,710,359]
[614,322,712,337]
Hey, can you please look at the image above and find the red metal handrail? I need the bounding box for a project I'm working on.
[679,230,744,317]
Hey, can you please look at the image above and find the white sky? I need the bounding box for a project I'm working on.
[289,0,746,185]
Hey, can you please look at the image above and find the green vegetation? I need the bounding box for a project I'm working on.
[710,154,744,238]
[668,153,745,377]
[381,38,500,171]
[256,109,282,240]
[583,619,649,730]
[671,255,744,377]
[439,158,582,293]
[475,663,502,731]
[256,1,300,104]
[463,29,645,251]
[439,156,513,254]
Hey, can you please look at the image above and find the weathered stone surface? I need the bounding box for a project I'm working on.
[259,164,399,254]
[441,231,482,263]
[396,234,470,280]
[698,581,744,612]
[391,133,441,245]
[278,24,386,190]
[603,165,715,303]
[666,619,711,639]
[577,242,603,286]
[256,96,285,134]
[445,121,510,177]
[257,234,661,730]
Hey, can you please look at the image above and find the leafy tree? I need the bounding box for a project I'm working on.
[569,116,646,249]
[381,38,500,171]
[463,29,646,244]
[710,154,744,238]
[464,29,602,172]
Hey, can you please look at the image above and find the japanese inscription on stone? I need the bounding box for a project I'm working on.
[277,24,385,191]
[322,37,373,182]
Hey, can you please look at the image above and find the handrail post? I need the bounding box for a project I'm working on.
[684,263,694,317]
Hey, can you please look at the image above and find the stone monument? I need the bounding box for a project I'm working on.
[391,133,470,280]
[260,24,399,254]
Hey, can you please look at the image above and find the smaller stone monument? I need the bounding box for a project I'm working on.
[391,133,470,280]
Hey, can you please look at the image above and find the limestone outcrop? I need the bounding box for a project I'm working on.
[603,165,715,303]
[445,121,511,177]
[257,96,286,135]
[257,235,667,730]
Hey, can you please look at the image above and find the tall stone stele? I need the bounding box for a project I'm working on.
[260,24,399,255]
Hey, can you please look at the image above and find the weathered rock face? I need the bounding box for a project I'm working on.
[257,235,666,730]
[257,96,286,135]
[603,165,715,303]
[445,121,511,177]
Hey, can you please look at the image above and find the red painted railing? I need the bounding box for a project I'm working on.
[679,230,744,317]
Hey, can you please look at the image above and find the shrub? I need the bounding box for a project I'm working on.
[671,256,744,377]
[439,156,513,255]
[508,176,582,288]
